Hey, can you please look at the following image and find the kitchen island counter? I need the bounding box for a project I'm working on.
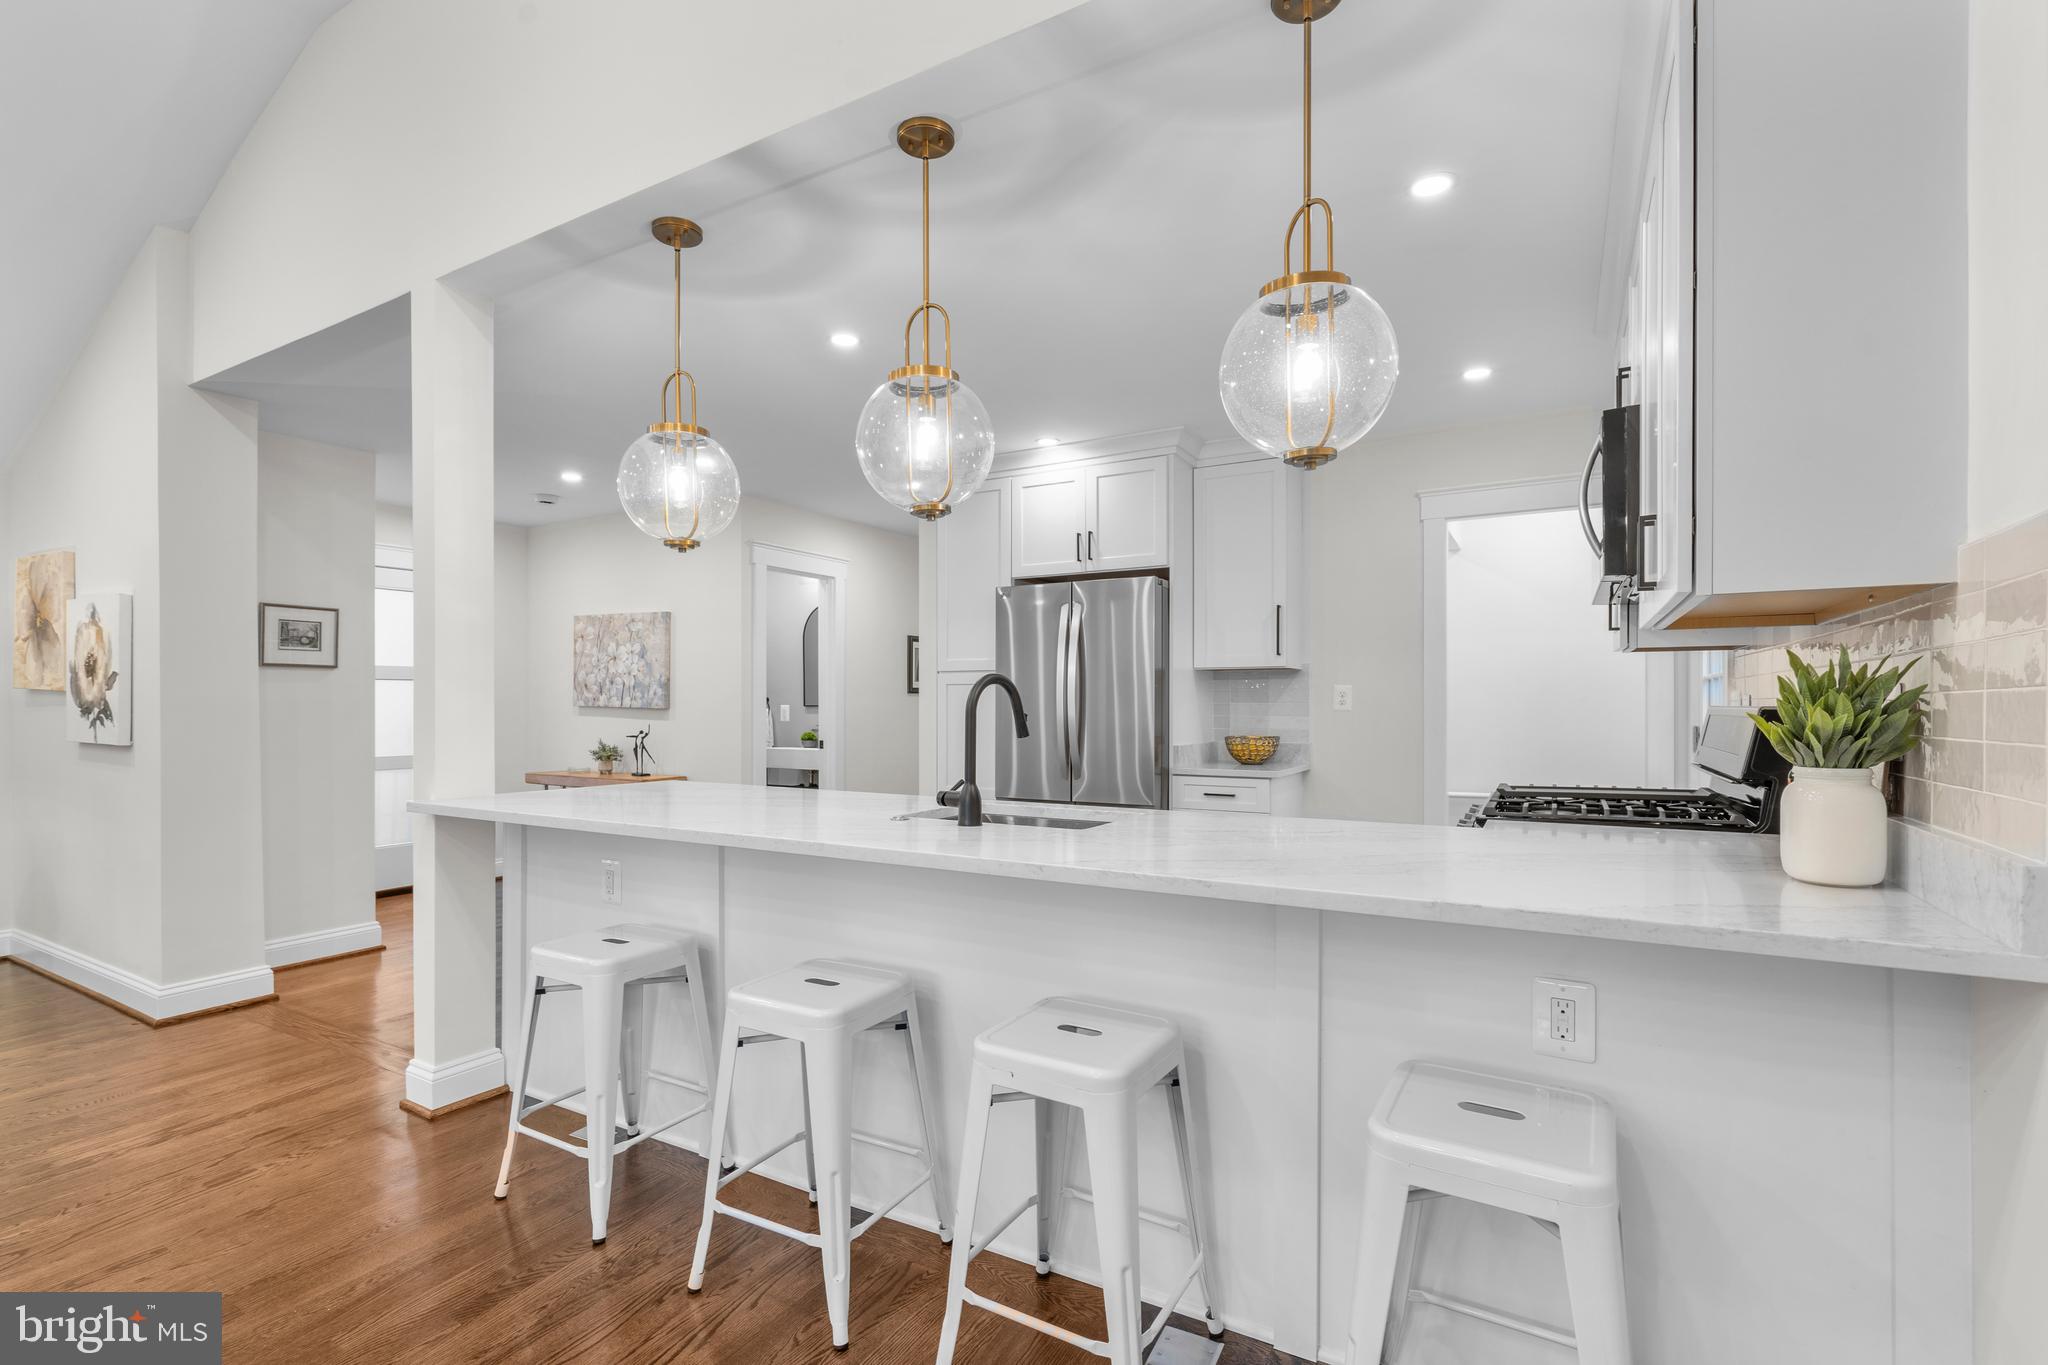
[414,779,2045,982]
[408,780,2000,1362]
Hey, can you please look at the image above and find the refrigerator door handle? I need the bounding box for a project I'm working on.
[1065,594,1085,784]
[1052,601,1072,781]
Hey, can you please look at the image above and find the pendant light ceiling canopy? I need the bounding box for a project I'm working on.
[1219,0,1398,470]
[618,216,742,552]
[853,116,995,522]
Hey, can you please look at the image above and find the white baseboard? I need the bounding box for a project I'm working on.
[266,920,384,968]
[2,929,274,1022]
[405,1048,506,1111]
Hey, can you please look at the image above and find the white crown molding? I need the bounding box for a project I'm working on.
[405,1048,507,1112]
[2,929,273,1021]
[266,920,385,968]
[992,426,1200,475]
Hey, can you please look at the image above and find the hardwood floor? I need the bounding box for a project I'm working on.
[0,900,1307,1364]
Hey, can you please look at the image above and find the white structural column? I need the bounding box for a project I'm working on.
[404,279,504,1115]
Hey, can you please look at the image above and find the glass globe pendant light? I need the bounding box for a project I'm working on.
[1219,0,1398,470]
[617,216,741,551]
[854,116,995,520]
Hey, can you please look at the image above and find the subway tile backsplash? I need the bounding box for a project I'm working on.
[1730,508,2048,861]
[1196,668,1313,747]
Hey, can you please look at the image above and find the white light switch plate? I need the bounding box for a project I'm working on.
[1533,978,1596,1062]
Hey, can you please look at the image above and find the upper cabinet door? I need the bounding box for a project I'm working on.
[933,479,1007,673]
[1633,8,1694,625]
[1011,467,1088,579]
[1194,460,1301,669]
[1084,456,1171,573]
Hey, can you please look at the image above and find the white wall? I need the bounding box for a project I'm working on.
[1306,409,1599,822]
[257,433,376,952]
[510,496,917,795]
[0,228,269,1006]
[1445,507,1651,798]
[2,235,170,978]
[518,510,747,786]
[185,0,1088,381]
[1966,0,2048,538]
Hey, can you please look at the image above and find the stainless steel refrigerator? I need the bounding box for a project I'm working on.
[995,576,1167,808]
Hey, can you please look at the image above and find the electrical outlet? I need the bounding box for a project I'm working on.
[601,859,622,904]
[1333,684,1354,712]
[1532,978,1596,1062]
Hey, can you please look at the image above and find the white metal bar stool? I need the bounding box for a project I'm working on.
[935,997,1223,1365]
[688,958,953,1351]
[492,923,716,1245]
[1345,1061,1630,1365]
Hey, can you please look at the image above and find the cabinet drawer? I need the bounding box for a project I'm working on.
[1169,776,1272,813]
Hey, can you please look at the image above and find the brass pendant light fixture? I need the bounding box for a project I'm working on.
[853,116,995,521]
[1218,0,1398,469]
[617,216,741,551]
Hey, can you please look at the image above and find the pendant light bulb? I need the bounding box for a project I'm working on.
[854,116,996,521]
[1218,0,1398,470]
[618,217,741,551]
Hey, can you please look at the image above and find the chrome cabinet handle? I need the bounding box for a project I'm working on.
[1578,436,1604,555]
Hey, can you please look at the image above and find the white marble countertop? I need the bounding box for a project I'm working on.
[1169,760,1311,779]
[412,781,2048,982]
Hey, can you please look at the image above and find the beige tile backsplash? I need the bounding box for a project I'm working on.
[1730,508,2048,862]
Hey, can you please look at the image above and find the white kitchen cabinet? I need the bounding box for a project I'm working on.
[931,478,1008,674]
[1011,466,1087,578]
[1193,458,1304,669]
[1168,770,1304,816]
[1012,455,1170,579]
[931,669,1004,796]
[1609,0,1966,648]
[1086,457,1171,572]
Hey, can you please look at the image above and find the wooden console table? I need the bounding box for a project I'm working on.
[523,771,689,790]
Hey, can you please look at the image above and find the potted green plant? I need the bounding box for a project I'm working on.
[590,740,623,775]
[800,730,820,749]
[1749,648,1925,887]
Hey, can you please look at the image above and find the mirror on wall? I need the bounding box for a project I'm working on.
[801,606,819,709]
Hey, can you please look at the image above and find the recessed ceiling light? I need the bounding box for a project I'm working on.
[560,470,584,483]
[1036,436,1060,448]
[1462,365,1493,383]
[829,331,860,349]
[1410,172,1456,200]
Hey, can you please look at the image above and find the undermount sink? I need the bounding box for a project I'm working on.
[896,809,1109,830]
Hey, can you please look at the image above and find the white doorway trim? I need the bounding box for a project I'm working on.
[750,543,848,790]
[1418,476,1686,825]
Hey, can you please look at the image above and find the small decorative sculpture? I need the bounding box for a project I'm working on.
[629,727,656,778]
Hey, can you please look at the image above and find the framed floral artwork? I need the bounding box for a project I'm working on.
[12,548,74,690]
[66,592,133,745]
[572,611,672,709]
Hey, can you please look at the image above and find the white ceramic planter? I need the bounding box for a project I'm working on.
[1778,766,1888,887]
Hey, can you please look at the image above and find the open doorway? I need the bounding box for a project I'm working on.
[1420,477,1686,824]
[750,544,847,790]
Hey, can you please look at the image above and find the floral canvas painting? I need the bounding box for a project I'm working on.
[12,548,74,690]
[66,592,133,745]
[572,611,671,710]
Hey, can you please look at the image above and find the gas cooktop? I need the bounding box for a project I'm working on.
[1463,785,1763,830]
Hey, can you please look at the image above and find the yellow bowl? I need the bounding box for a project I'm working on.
[1224,735,1280,766]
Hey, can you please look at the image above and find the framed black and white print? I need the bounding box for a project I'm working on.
[259,602,339,668]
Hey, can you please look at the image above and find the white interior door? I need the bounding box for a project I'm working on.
[372,545,414,890]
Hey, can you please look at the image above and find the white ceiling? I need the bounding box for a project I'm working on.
[210,0,1658,533]
[0,0,347,468]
